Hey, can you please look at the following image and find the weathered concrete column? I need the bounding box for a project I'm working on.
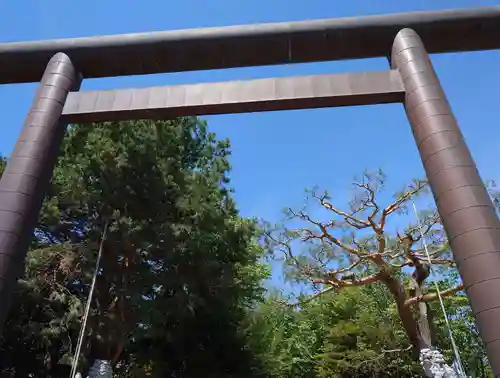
[0,53,81,333]
[392,28,500,376]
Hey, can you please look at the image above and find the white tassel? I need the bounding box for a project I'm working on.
[86,359,113,378]
[419,348,467,378]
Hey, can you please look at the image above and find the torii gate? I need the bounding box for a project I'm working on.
[1,6,500,375]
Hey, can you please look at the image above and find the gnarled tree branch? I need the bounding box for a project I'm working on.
[404,284,464,307]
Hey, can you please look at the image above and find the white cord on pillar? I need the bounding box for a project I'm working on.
[411,199,467,377]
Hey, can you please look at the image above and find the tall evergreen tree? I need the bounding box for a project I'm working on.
[0,118,268,377]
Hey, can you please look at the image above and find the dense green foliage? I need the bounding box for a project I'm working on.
[0,120,493,377]
[0,118,269,377]
[246,281,490,377]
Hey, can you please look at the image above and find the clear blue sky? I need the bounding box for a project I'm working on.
[1,0,500,286]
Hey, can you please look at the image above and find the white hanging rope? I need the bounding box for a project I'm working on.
[410,199,466,377]
[70,219,110,378]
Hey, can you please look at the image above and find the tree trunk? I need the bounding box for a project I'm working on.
[381,275,428,353]
[410,275,433,349]
[382,274,462,377]
[89,241,130,366]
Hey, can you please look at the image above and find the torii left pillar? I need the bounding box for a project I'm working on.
[0,53,81,333]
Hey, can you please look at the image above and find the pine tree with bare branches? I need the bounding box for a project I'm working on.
[263,170,466,373]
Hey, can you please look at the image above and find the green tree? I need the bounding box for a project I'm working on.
[246,290,320,377]
[0,118,269,377]
[247,283,420,378]
[248,277,490,377]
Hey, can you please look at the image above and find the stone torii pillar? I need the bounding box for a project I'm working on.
[392,29,500,376]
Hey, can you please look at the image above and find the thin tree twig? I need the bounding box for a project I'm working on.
[312,190,371,229]
[354,345,413,368]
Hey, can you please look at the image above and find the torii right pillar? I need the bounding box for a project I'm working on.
[391,28,500,375]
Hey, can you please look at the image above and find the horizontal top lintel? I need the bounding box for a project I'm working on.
[1,6,499,84]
